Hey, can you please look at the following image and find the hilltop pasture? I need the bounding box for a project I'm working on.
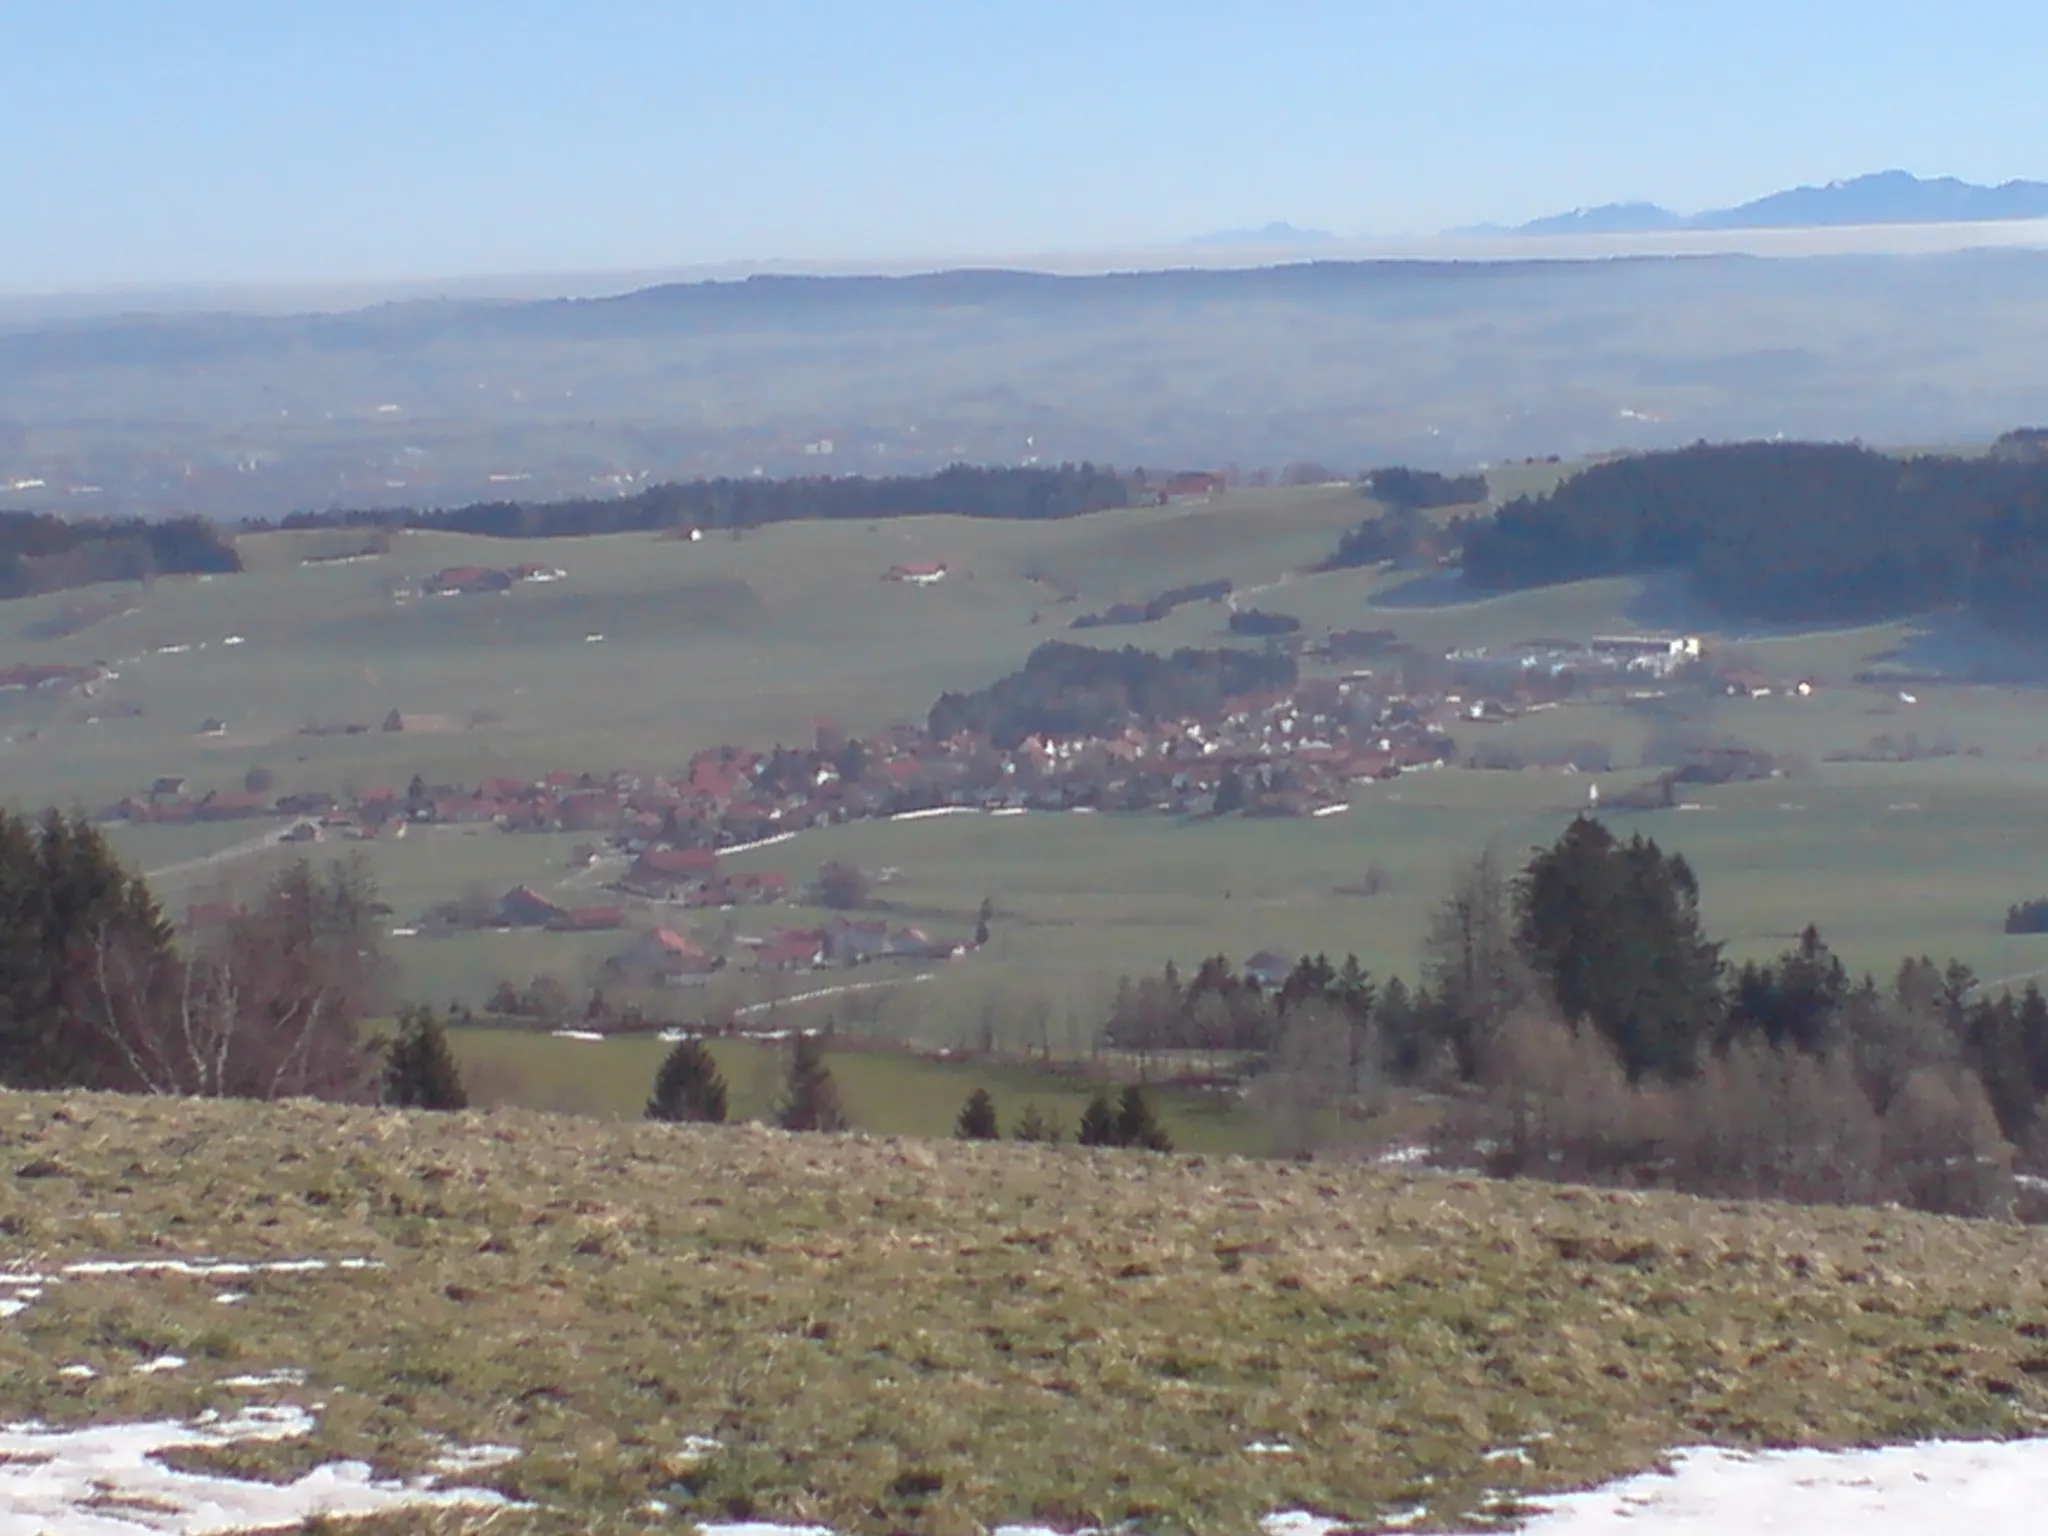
[8,1093,2048,1533]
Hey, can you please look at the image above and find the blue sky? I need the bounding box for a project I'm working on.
[1,0,2043,288]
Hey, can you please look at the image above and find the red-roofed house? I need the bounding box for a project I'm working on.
[624,846,719,895]
[604,926,718,984]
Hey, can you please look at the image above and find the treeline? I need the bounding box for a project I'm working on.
[0,511,239,600]
[1316,503,1475,571]
[1459,440,2048,631]
[1362,466,1488,510]
[927,640,1297,748]
[1113,817,2048,1218]
[258,463,1133,540]
[1071,578,1232,630]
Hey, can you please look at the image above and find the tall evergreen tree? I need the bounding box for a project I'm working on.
[383,1006,469,1110]
[1517,817,1723,1080]
[955,1088,1000,1140]
[1114,1085,1174,1152]
[778,1033,848,1132]
[645,1036,729,1124]
[0,807,176,1092]
[1725,925,1849,1054]
[1077,1092,1120,1146]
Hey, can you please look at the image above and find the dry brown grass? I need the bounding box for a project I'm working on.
[7,1091,2048,1533]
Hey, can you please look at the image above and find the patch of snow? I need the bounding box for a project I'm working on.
[1433,1437,2048,1533]
[1263,1515,1350,1536]
[891,806,980,822]
[221,635,245,646]
[1313,803,1349,817]
[136,1354,187,1374]
[220,1370,307,1389]
[1483,1446,1533,1465]
[57,1365,95,1380]
[428,1443,520,1475]
[718,830,797,856]
[678,1434,722,1457]
[694,1526,836,1536]
[550,1029,607,1042]
[1374,1143,1431,1167]
[0,1405,519,1534]
[214,1291,249,1305]
[585,632,605,643]
[1246,1440,1297,1455]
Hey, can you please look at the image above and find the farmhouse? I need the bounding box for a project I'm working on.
[623,845,720,896]
[497,886,568,928]
[603,927,718,985]
[886,561,950,585]
[1158,471,1226,503]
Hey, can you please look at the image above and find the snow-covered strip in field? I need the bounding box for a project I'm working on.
[695,1436,2048,1535]
[0,1256,384,1327]
[719,830,799,856]
[0,1405,521,1536]
[891,805,983,822]
[734,972,937,1018]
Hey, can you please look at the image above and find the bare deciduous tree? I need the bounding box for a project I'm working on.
[76,858,387,1102]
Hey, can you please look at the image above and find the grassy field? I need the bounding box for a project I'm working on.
[447,1031,1271,1155]
[9,1093,2048,1532]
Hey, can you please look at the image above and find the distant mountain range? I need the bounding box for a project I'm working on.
[1183,222,1335,248]
[1495,171,2048,237]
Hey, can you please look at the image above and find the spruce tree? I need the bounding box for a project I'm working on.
[0,807,176,1092]
[778,1033,848,1132]
[956,1087,1000,1140]
[1517,817,1723,1080]
[645,1036,729,1124]
[1077,1092,1120,1146]
[383,1006,469,1110]
[1114,1085,1174,1152]
[1012,1102,1062,1144]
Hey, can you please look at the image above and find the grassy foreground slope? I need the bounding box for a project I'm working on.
[8,1096,2048,1533]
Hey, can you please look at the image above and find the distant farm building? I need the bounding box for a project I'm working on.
[886,561,950,585]
[1158,471,1227,503]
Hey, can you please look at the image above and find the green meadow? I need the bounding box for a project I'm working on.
[6,478,2048,1065]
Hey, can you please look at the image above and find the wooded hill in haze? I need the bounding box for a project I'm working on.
[8,250,2048,515]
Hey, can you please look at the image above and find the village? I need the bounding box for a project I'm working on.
[101,624,1728,990]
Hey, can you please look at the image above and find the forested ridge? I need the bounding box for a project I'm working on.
[1458,438,2048,629]
[0,511,239,599]
[258,463,1133,540]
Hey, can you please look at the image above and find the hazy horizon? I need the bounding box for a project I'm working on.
[6,0,2048,291]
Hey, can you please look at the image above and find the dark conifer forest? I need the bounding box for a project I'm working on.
[1458,440,2048,630]
[259,463,1133,540]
